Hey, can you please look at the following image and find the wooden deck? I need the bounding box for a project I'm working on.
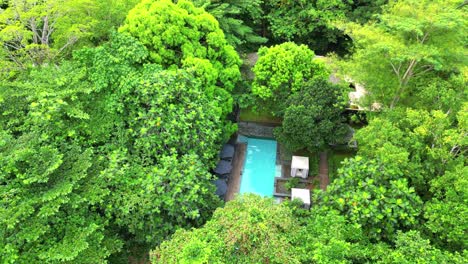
[225,143,246,201]
[319,152,329,190]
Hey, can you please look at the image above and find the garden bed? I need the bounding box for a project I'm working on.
[274,177,316,196]
[239,107,282,124]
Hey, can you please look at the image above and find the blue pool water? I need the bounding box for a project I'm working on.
[240,137,277,196]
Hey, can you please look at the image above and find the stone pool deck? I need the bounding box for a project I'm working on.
[274,144,329,198]
[237,122,276,138]
[225,143,246,201]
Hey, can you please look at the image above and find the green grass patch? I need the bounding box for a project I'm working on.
[239,107,282,124]
[328,150,355,181]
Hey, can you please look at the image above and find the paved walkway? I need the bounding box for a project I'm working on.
[319,152,329,190]
[225,143,246,201]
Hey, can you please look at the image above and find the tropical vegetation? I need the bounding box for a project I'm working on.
[0,0,466,263]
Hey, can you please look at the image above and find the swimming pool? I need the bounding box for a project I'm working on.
[240,137,278,196]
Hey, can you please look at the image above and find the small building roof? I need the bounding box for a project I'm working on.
[214,179,228,197]
[291,156,309,170]
[214,160,232,175]
[291,188,311,206]
[220,144,235,159]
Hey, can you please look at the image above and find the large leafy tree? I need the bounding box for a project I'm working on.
[153,194,302,264]
[341,0,467,108]
[77,33,233,161]
[291,206,381,263]
[351,105,466,252]
[264,0,350,54]
[153,195,465,263]
[88,0,140,44]
[320,157,423,242]
[119,0,241,111]
[76,33,227,244]
[193,0,267,49]
[0,0,137,78]
[251,42,329,116]
[424,164,468,251]
[379,231,466,263]
[346,0,388,23]
[0,33,228,262]
[0,63,122,263]
[354,107,466,198]
[0,0,88,77]
[274,79,348,152]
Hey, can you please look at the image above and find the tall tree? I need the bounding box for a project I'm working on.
[0,0,138,78]
[193,0,267,49]
[153,194,302,264]
[424,162,467,251]
[319,157,423,242]
[0,33,229,262]
[340,0,467,108]
[264,0,351,54]
[76,33,227,246]
[274,79,348,152]
[346,0,388,23]
[379,231,466,263]
[0,0,93,76]
[251,42,329,116]
[119,0,241,116]
[354,107,466,198]
[0,63,123,263]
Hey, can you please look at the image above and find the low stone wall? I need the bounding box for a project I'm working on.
[237,121,277,138]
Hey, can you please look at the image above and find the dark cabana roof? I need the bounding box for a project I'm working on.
[214,179,228,197]
[214,160,232,175]
[220,144,235,160]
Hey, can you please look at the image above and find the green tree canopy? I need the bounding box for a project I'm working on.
[75,33,228,246]
[193,0,267,49]
[0,63,122,263]
[379,231,466,263]
[354,107,466,198]
[119,0,241,96]
[264,0,350,54]
[153,194,301,264]
[320,157,423,242]
[340,0,467,108]
[0,32,229,262]
[0,0,138,78]
[153,195,464,264]
[251,42,329,116]
[292,206,380,263]
[424,164,468,251]
[274,79,348,152]
[346,0,388,23]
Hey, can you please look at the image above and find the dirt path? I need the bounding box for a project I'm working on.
[319,151,329,190]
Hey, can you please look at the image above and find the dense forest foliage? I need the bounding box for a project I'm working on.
[0,0,466,263]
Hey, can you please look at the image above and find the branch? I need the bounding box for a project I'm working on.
[413,65,434,77]
[47,18,59,40]
[3,41,24,51]
[5,49,25,69]
[420,31,429,44]
[402,59,417,85]
[55,36,78,56]
[29,18,41,44]
[457,1,468,9]
[390,62,401,79]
